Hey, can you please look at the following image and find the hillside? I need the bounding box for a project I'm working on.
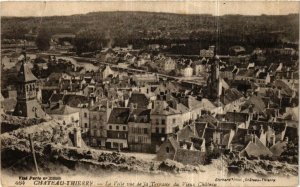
[1,12,299,54]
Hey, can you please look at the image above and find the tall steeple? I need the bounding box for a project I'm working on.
[13,51,46,118]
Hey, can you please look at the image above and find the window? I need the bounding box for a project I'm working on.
[162,119,165,125]
[123,126,126,131]
[156,127,159,133]
[84,123,88,128]
[156,119,159,125]
[109,125,112,130]
[161,128,165,134]
[93,115,97,120]
[116,126,119,130]
[84,113,88,118]
[144,128,148,134]
[166,147,170,153]
[172,119,176,124]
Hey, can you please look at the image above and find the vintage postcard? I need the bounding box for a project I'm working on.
[0,1,299,187]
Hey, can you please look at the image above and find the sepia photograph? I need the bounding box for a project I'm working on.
[0,1,299,186]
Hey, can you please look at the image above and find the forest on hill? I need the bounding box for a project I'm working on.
[1,11,299,54]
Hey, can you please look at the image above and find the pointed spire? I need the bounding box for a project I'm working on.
[17,60,37,82]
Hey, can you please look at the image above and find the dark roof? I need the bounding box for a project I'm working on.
[41,89,55,104]
[49,93,64,103]
[231,128,248,144]
[108,107,130,124]
[63,94,89,107]
[217,122,237,131]
[198,114,218,126]
[190,137,205,150]
[221,88,244,105]
[128,109,151,123]
[194,122,207,138]
[257,72,268,79]
[128,93,149,109]
[17,62,37,82]
[224,112,249,123]
[203,128,215,144]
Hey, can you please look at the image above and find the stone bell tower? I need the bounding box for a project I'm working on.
[13,51,46,118]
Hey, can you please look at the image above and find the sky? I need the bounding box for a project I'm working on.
[1,1,299,17]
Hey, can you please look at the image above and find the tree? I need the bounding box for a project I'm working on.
[35,29,51,51]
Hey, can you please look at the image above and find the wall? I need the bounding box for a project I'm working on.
[156,140,176,161]
[174,149,206,165]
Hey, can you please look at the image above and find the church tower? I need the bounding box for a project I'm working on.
[207,47,222,100]
[13,51,46,118]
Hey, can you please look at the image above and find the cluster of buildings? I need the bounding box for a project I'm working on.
[1,43,298,165]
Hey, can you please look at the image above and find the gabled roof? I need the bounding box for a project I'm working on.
[176,125,198,142]
[241,136,273,157]
[244,95,266,113]
[194,122,208,137]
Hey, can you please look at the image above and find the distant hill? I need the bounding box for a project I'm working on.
[1,11,299,54]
